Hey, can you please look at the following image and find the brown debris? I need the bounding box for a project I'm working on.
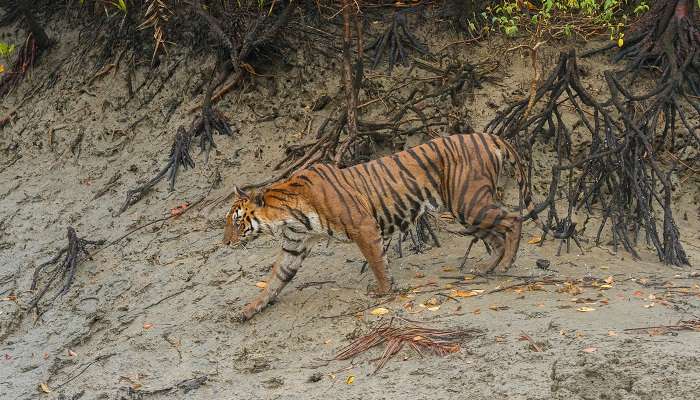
[335,319,482,373]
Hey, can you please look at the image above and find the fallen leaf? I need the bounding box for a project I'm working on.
[415,272,425,278]
[0,64,4,74]
[451,289,483,298]
[1,294,17,301]
[143,323,154,330]
[370,307,390,316]
[604,276,614,284]
[444,283,453,289]
[39,383,51,393]
[67,349,77,357]
[576,307,596,312]
[633,290,644,297]
[643,303,654,308]
[170,203,189,217]
[489,304,509,311]
[426,305,441,311]
[425,297,439,306]
[647,328,665,336]
[494,336,506,343]
[43,352,49,360]
[558,282,583,295]
[442,266,455,272]
[346,375,355,384]
[607,330,618,337]
[472,308,481,315]
[599,284,613,289]
[582,347,597,353]
[255,281,267,289]
[413,335,424,341]
[527,236,542,244]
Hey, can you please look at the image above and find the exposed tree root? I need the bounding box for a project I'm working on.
[28,227,105,312]
[365,8,428,71]
[487,50,690,266]
[119,127,195,214]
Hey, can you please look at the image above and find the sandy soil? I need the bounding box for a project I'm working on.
[1,14,699,400]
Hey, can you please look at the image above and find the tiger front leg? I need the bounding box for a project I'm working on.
[237,239,313,322]
[352,224,392,296]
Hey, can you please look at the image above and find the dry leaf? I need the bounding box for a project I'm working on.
[451,289,483,298]
[527,236,542,244]
[415,272,425,278]
[582,347,597,353]
[370,307,390,316]
[643,303,654,308]
[255,281,267,289]
[489,305,509,311]
[67,349,77,357]
[558,282,583,295]
[170,203,189,216]
[1,294,17,302]
[413,335,424,341]
[426,305,441,311]
[607,330,618,337]
[442,266,455,272]
[472,308,481,315]
[143,323,154,330]
[604,276,614,284]
[576,307,596,312]
[599,284,613,289]
[346,375,355,384]
[39,383,51,393]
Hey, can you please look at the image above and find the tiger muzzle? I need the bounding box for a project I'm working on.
[222,222,241,246]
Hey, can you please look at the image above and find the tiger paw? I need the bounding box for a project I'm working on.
[366,281,394,298]
[233,311,250,323]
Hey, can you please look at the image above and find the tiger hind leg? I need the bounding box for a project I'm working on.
[455,202,516,274]
[493,215,522,273]
[471,231,505,275]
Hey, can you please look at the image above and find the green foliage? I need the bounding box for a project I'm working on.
[0,42,15,58]
[486,0,649,41]
[112,0,128,14]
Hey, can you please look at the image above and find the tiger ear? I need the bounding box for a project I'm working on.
[233,185,249,199]
[252,191,265,207]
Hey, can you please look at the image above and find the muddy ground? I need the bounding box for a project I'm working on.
[1,13,699,400]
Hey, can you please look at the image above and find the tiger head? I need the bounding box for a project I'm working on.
[223,186,266,246]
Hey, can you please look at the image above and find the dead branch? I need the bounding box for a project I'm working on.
[335,319,482,374]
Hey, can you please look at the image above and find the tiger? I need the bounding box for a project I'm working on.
[223,132,542,321]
